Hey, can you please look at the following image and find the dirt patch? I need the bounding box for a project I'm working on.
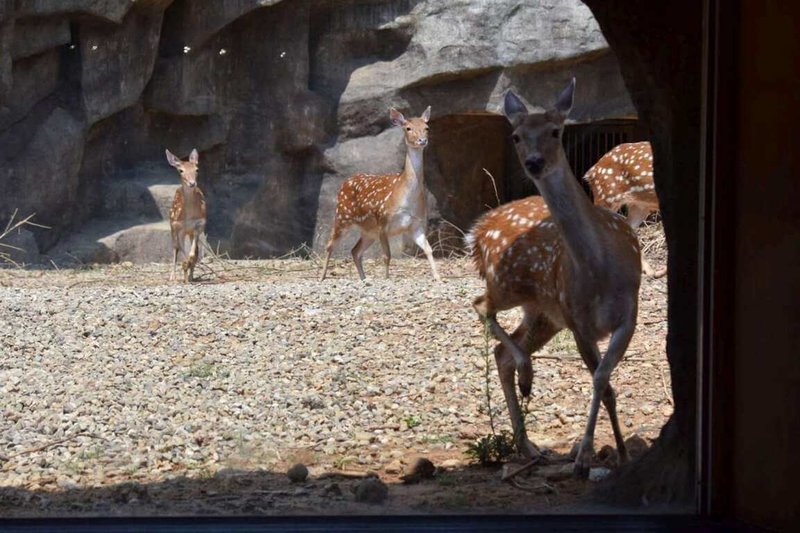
[0,237,669,516]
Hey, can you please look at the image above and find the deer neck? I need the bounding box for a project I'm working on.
[401,146,425,186]
[536,155,605,268]
[181,184,203,219]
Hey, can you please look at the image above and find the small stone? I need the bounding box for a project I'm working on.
[624,434,650,459]
[354,476,388,504]
[287,463,308,483]
[440,458,462,469]
[384,460,403,474]
[323,482,343,497]
[410,457,435,479]
[596,444,619,467]
[589,466,612,482]
[538,463,574,482]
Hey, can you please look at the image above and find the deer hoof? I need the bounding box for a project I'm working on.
[573,447,593,479]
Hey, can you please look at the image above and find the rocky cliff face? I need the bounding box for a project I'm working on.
[0,0,632,264]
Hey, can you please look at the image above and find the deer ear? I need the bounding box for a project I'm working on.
[555,78,575,118]
[503,90,528,122]
[390,107,407,127]
[189,148,199,164]
[165,149,180,168]
[421,106,431,123]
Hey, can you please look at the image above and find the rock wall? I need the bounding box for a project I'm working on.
[0,0,633,263]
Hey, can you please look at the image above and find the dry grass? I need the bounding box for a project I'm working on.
[0,210,47,268]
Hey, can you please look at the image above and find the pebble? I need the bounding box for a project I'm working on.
[0,257,669,505]
[353,476,388,504]
[287,463,309,483]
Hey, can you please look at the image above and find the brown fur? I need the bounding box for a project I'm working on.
[166,148,207,282]
[583,141,665,277]
[468,82,642,477]
[320,106,440,281]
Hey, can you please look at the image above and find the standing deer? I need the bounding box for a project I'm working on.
[319,106,441,282]
[467,79,642,477]
[583,141,666,278]
[166,148,206,283]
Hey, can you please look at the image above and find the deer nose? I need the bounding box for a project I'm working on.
[525,156,545,175]
[417,138,428,146]
[187,181,197,188]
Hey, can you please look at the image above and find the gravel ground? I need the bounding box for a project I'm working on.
[0,238,670,516]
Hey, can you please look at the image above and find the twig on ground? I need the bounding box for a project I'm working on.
[0,432,104,463]
[660,365,674,406]
[482,168,501,206]
[501,458,540,482]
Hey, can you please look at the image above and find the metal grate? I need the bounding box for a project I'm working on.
[562,119,646,181]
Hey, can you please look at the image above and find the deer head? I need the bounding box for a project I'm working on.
[390,106,431,149]
[165,148,200,188]
[504,79,575,179]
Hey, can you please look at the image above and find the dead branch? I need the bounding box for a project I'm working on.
[501,458,540,482]
[0,432,104,463]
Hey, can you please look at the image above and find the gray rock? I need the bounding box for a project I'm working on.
[80,8,164,123]
[11,18,71,60]
[15,0,134,23]
[353,476,388,504]
[0,227,41,265]
[0,0,634,262]
[287,463,308,483]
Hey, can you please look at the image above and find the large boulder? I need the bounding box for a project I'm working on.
[0,107,85,247]
[0,0,636,263]
[80,7,165,123]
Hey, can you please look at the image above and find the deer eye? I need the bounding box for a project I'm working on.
[179,169,185,174]
[551,128,560,138]
[406,127,412,131]
[511,134,521,144]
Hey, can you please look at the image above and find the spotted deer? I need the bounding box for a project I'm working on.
[166,148,207,283]
[319,106,441,281]
[467,80,641,477]
[583,141,666,277]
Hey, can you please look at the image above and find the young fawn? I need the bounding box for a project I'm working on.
[468,80,642,477]
[166,148,207,283]
[583,141,666,277]
[319,106,441,281]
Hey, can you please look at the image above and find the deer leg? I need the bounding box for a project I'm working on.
[379,231,391,278]
[412,228,441,281]
[626,203,664,278]
[514,309,560,399]
[494,345,540,460]
[320,224,344,281]
[572,321,635,478]
[351,235,375,281]
[187,233,199,282]
[573,335,628,466]
[473,297,533,398]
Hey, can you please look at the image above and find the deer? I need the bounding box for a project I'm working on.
[319,106,441,282]
[165,148,207,283]
[467,79,642,478]
[583,141,666,278]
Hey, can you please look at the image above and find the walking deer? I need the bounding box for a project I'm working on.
[467,80,642,477]
[166,148,206,283]
[319,106,441,281]
[583,141,666,277]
